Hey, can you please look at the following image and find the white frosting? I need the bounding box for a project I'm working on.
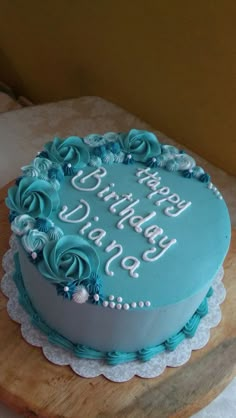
[72,167,107,191]
[88,228,106,247]
[79,222,92,235]
[143,224,164,244]
[129,211,157,233]
[105,240,123,276]
[142,236,177,262]
[103,191,119,202]
[97,185,110,197]
[116,200,140,230]
[58,199,90,223]
[121,256,140,278]
[147,186,170,200]
[164,200,192,217]
[109,193,133,213]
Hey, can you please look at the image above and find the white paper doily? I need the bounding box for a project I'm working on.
[1,235,226,382]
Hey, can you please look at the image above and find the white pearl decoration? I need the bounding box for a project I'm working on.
[93,294,99,302]
[101,296,152,310]
[63,286,69,292]
[31,252,37,260]
[67,163,72,168]
[72,286,89,304]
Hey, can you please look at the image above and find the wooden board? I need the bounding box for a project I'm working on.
[0,182,236,418]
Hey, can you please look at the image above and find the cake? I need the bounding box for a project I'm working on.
[5,129,231,365]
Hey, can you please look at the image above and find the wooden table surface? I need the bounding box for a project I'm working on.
[0,182,236,418]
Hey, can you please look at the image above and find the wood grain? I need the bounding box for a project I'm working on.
[0,182,236,418]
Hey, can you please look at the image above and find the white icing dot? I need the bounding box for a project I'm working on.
[67,163,72,168]
[219,195,223,200]
[131,302,137,308]
[64,286,69,292]
[213,186,217,191]
[31,252,37,259]
[94,216,99,222]
[103,301,109,307]
[208,183,213,189]
[116,303,122,310]
[145,301,151,307]
[109,295,114,301]
[138,301,144,308]
[37,151,40,155]
[189,169,193,173]
[152,157,157,162]
[216,191,220,195]
[109,301,116,309]
[123,303,130,310]
[94,294,99,301]
[127,154,132,159]
[110,183,115,187]
[117,296,123,303]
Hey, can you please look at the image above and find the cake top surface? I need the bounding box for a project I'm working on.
[6,130,231,309]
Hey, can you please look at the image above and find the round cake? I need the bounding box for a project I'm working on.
[6,129,231,365]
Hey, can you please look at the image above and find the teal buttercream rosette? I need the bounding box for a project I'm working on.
[38,235,100,284]
[119,129,161,162]
[22,229,49,253]
[11,214,36,236]
[6,177,60,218]
[43,136,90,169]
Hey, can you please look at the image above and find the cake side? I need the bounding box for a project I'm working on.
[14,250,214,364]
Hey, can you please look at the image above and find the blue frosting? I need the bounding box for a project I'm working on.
[35,217,54,233]
[44,136,90,169]
[38,235,100,284]
[119,129,161,162]
[13,252,213,365]
[21,229,49,253]
[6,177,60,218]
[7,130,231,311]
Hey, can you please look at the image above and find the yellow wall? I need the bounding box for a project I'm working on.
[1,1,236,174]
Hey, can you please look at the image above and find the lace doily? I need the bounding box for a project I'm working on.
[1,236,226,382]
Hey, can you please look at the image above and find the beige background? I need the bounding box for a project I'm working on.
[1,1,236,175]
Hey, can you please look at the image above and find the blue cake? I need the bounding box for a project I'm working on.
[6,129,231,365]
